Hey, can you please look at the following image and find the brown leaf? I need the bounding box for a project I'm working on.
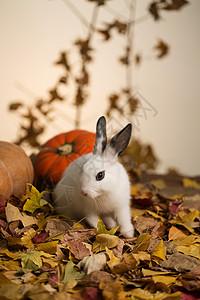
[45,218,71,236]
[81,270,114,285]
[55,51,71,72]
[148,2,161,21]
[9,102,23,111]
[49,87,64,103]
[163,0,189,11]
[78,253,107,274]
[98,29,111,41]
[154,39,169,58]
[66,239,90,260]
[63,229,95,242]
[5,203,38,227]
[134,216,159,235]
[160,252,200,272]
[135,53,142,65]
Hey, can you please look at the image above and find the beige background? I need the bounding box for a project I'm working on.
[0,0,200,175]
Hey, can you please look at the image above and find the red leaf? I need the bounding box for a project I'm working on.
[32,231,48,244]
[131,196,153,208]
[83,287,103,300]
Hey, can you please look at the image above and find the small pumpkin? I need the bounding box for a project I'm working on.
[33,130,96,189]
[0,141,34,198]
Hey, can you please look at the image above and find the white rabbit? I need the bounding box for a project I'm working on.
[54,116,134,238]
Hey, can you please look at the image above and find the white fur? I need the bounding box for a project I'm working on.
[54,117,134,238]
[54,152,134,238]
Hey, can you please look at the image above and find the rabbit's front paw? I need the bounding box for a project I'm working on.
[86,214,98,229]
[121,225,134,239]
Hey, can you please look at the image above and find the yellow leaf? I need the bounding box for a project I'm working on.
[0,248,21,260]
[168,226,188,240]
[100,280,128,300]
[152,275,177,285]
[130,288,181,300]
[176,244,200,260]
[172,235,198,246]
[96,217,119,235]
[146,210,166,222]
[0,260,21,271]
[7,228,36,248]
[131,207,145,220]
[134,233,151,252]
[36,241,58,254]
[106,248,126,274]
[170,211,199,234]
[130,183,143,196]
[5,202,38,227]
[181,210,199,223]
[93,233,120,252]
[150,179,167,190]
[23,184,47,213]
[182,178,200,190]
[142,269,171,276]
[72,222,85,230]
[151,239,166,263]
[42,257,58,268]
[20,250,53,269]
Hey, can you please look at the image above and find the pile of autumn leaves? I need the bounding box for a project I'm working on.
[0,181,200,300]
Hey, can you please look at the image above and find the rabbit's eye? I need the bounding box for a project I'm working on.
[96,170,105,181]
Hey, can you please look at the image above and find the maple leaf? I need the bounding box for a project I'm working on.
[19,250,52,269]
[93,234,120,252]
[96,217,119,235]
[23,184,48,213]
[62,261,85,282]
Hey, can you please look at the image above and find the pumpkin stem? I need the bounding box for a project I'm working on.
[57,143,73,156]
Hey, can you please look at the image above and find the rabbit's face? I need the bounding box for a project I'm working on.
[80,155,111,199]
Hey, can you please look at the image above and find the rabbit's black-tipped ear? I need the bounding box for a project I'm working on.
[105,123,132,159]
[93,116,107,155]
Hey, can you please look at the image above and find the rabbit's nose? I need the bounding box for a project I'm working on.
[81,189,87,197]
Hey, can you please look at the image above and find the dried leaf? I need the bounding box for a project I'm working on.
[66,239,90,260]
[46,218,71,236]
[168,226,188,240]
[176,244,200,260]
[163,0,189,11]
[77,252,107,274]
[160,252,200,272]
[36,241,58,254]
[134,233,151,252]
[148,2,161,21]
[5,202,38,227]
[23,184,48,213]
[130,288,181,300]
[151,179,167,190]
[62,261,84,283]
[182,178,200,190]
[63,229,96,242]
[9,102,23,111]
[96,217,119,235]
[154,39,169,58]
[20,250,53,269]
[151,239,166,263]
[93,234,120,252]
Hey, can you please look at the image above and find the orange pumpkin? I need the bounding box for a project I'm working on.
[34,130,96,189]
[0,141,34,198]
